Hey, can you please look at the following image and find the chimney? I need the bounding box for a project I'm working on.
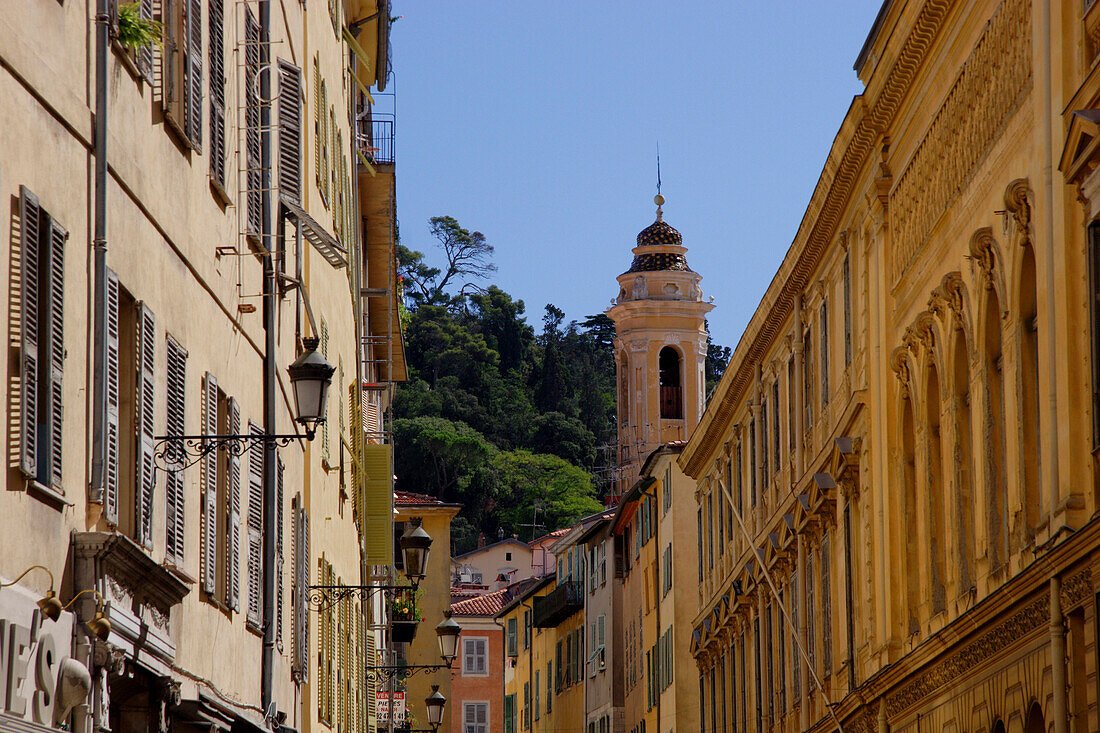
[477,533,486,549]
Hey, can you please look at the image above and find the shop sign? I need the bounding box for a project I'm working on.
[377,691,406,726]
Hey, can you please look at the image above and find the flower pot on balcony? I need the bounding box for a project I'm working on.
[391,619,419,643]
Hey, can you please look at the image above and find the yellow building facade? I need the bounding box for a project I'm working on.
[683,1,1100,732]
[0,1,401,732]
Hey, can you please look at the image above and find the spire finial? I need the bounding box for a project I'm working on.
[654,141,664,220]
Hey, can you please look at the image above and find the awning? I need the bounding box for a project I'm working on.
[280,194,348,268]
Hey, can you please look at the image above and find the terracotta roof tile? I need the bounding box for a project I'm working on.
[450,589,510,617]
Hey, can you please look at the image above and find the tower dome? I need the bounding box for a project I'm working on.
[636,218,683,247]
[628,197,692,273]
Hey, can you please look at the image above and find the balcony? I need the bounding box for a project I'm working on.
[533,581,583,628]
[357,112,394,165]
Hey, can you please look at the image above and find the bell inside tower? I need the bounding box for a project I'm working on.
[658,346,683,419]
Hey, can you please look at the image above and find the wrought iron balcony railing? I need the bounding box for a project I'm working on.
[533,581,583,628]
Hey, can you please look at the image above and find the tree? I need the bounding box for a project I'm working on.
[489,450,602,539]
[393,416,496,501]
[398,216,496,308]
[535,305,569,415]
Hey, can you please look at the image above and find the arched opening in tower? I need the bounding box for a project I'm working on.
[659,346,683,419]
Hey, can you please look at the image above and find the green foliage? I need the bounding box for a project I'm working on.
[394,216,729,554]
[116,3,163,50]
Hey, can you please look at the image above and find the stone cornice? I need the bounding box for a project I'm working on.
[679,0,959,479]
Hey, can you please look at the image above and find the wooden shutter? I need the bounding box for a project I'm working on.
[226,397,241,610]
[279,61,303,204]
[276,452,285,648]
[135,303,156,547]
[292,494,309,682]
[208,0,225,187]
[162,0,177,109]
[182,0,202,148]
[165,336,187,564]
[314,57,322,193]
[244,9,262,236]
[40,216,66,493]
[320,81,329,204]
[365,630,376,733]
[104,268,121,522]
[247,421,264,627]
[362,444,392,564]
[200,372,218,594]
[18,187,40,480]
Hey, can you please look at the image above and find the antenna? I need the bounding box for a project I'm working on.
[654,141,665,218]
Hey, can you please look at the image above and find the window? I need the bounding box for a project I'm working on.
[546,660,552,712]
[464,702,488,733]
[717,489,724,555]
[463,638,487,676]
[597,614,606,669]
[803,329,814,428]
[754,618,763,731]
[697,508,704,581]
[599,542,607,585]
[772,380,780,469]
[17,187,67,497]
[534,669,540,720]
[663,463,672,512]
[208,0,226,191]
[662,544,673,595]
[760,391,769,481]
[749,420,757,506]
[507,618,518,657]
[807,550,816,686]
[504,694,516,733]
[523,610,531,649]
[244,9,262,236]
[164,336,188,565]
[707,493,714,569]
[735,442,743,516]
[843,251,852,366]
[659,347,683,419]
[822,532,832,675]
[523,682,530,729]
[788,358,796,455]
[162,0,203,149]
[1090,222,1100,445]
[506,551,512,561]
[820,299,829,406]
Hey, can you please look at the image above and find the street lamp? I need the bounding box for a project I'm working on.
[424,686,446,730]
[399,525,433,585]
[435,611,461,665]
[287,336,336,440]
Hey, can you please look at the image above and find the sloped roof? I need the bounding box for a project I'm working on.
[451,588,510,618]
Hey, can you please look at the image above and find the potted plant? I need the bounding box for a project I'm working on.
[390,586,422,643]
[115,2,163,50]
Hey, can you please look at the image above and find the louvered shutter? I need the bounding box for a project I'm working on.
[292,494,309,681]
[162,0,177,109]
[314,58,322,192]
[276,452,285,649]
[165,336,187,565]
[39,216,66,493]
[362,444,392,564]
[135,303,156,547]
[244,10,262,236]
[247,421,264,627]
[337,583,347,730]
[201,372,218,594]
[365,630,376,733]
[278,61,303,204]
[182,0,202,148]
[104,269,121,522]
[226,397,241,610]
[320,82,329,204]
[18,187,40,480]
[208,0,225,187]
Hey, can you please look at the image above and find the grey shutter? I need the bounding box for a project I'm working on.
[44,220,66,493]
[138,0,155,81]
[278,61,302,204]
[208,0,225,187]
[244,10,262,236]
[201,372,218,594]
[226,397,241,610]
[162,0,177,108]
[165,336,187,564]
[18,186,40,479]
[276,452,285,648]
[104,269,121,523]
[135,303,156,547]
[292,494,307,681]
[183,0,202,148]
[247,421,264,627]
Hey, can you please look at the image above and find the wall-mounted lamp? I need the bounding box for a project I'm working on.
[154,337,335,470]
[434,610,461,665]
[399,525,433,586]
[0,565,61,621]
[62,589,111,641]
[424,685,446,730]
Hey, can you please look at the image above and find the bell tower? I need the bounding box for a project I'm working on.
[606,195,714,500]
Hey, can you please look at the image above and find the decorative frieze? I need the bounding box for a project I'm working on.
[885,594,1048,717]
[889,0,1032,285]
[1060,567,1092,611]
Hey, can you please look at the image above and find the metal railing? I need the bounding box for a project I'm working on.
[533,581,584,628]
[357,113,394,165]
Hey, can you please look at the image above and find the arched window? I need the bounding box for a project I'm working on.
[926,361,946,613]
[659,346,683,419]
[902,394,920,635]
[1024,702,1044,733]
[953,332,975,592]
[1019,244,1041,534]
[618,350,629,429]
[985,289,1008,569]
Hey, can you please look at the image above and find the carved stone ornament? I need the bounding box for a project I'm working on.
[1004,178,1032,243]
[1060,567,1091,611]
[632,275,648,300]
[890,346,911,395]
[968,227,997,290]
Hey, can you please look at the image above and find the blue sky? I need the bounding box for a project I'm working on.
[387,2,884,349]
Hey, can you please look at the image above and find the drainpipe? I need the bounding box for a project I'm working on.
[259,0,277,719]
[1050,576,1067,733]
[89,0,110,508]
